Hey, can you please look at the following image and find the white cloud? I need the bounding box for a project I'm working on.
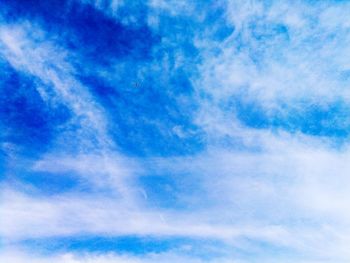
[0,249,243,263]
[3,1,350,262]
[32,153,139,190]
[80,0,124,17]
[0,187,287,243]
[3,136,350,260]
[194,1,350,138]
[0,22,112,150]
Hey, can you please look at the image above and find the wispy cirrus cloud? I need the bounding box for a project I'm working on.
[2,0,350,262]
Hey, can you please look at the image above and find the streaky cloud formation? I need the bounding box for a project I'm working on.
[2,0,350,262]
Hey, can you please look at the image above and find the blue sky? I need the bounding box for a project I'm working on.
[2,0,350,262]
